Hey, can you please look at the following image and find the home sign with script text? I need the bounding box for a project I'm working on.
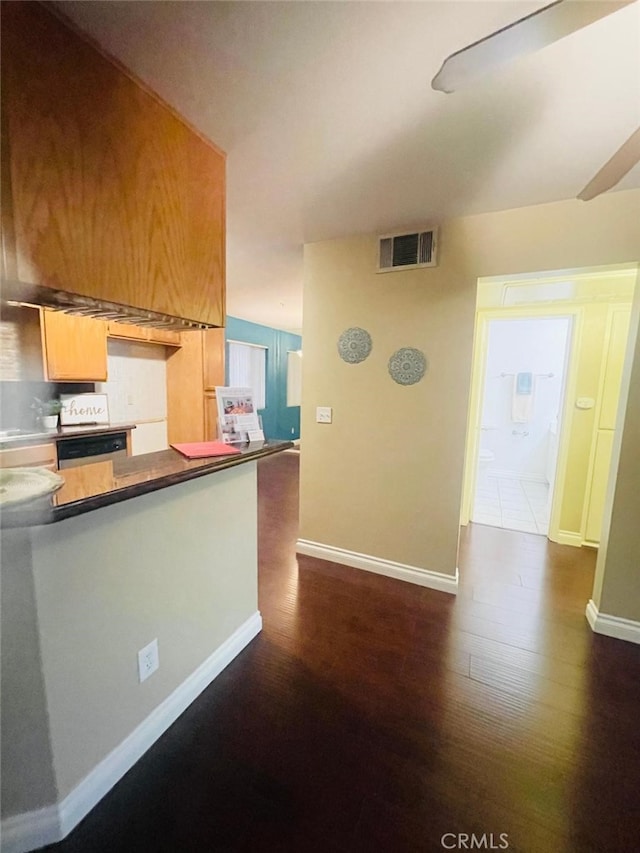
[60,394,110,425]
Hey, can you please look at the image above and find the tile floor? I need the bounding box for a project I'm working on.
[472,474,550,535]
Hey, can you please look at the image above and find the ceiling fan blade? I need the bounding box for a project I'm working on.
[577,127,640,201]
[432,0,636,93]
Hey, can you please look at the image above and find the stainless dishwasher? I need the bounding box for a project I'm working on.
[57,432,128,468]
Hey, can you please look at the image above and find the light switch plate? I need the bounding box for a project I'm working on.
[316,406,332,424]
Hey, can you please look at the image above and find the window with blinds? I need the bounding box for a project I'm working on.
[286,350,302,407]
[227,341,267,409]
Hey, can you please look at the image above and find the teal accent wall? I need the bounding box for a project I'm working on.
[225,317,302,441]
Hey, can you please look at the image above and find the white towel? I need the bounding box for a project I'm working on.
[512,373,534,423]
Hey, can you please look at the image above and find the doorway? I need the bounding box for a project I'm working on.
[460,265,637,547]
[471,316,571,535]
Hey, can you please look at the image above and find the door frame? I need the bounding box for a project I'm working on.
[580,303,633,546]
[460,304,582,543]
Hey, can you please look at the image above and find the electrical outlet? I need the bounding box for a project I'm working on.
[316,406,332,424]
[137,638,159,683]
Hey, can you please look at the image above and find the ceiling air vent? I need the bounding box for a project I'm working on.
[378,229,438,273]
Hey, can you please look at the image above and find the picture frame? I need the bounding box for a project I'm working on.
[215,386,264,443]
[60,393,110,426]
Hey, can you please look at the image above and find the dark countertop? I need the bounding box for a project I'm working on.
[0,440,292,528]
[0,423,136,448]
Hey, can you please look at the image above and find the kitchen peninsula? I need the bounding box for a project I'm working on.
[1,440,291,851]
[1,439,290,526]
[1,3,254,849]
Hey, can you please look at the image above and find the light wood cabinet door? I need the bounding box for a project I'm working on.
[167,330,226,443]
[0,443,57,470]
[204,392,219,441]
[2,3,225,327]
[41,310,108,382]
[203,328,225,391]
[203,330,224,439]
[54,461,114,504]
[166,332,205,444]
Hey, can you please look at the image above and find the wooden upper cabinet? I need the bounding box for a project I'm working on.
[41,310,108,382]
[1,3,225,327]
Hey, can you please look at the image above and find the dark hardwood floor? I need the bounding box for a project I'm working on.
[46,451,640,852]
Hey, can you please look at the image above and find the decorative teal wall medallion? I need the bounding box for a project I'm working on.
[337,327,372,364]
[388,347,427,385]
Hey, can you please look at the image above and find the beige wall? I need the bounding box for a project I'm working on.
[300,190,640,589]
[301,233,474,575]
[1,462,258,816]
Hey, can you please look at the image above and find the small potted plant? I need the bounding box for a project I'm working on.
[32,397,63,430]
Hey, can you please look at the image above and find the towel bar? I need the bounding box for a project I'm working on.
[499,372,554,378]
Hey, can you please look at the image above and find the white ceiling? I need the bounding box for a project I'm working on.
[57,1,640,333]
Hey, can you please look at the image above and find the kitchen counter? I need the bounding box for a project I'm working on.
[0,422,137,448]
[1,439,292,527]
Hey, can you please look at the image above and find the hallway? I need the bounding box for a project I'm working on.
[47,452,640,853]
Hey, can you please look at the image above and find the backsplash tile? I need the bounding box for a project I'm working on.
[96,339,167,425]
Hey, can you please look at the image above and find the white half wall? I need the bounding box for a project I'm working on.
[1,461,260,848]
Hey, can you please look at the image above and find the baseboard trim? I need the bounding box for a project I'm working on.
[1,611,262,853]
[296,539,458,594]
[0,805,61,853]
[553,530,583,547]
[586,599,640,645]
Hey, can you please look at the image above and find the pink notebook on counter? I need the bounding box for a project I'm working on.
[171,441,241,459]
